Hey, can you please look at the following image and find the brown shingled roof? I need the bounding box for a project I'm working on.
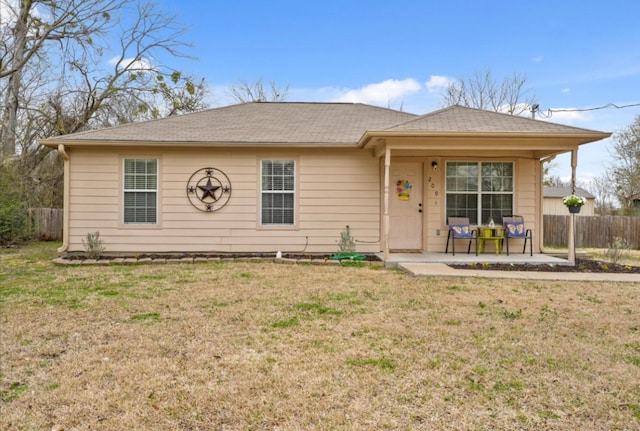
[385,105,606,134]
[40,102,610,149]
[41,102,418,145]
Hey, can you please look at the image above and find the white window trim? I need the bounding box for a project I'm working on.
[445,161,514,225]
[122,158,159,225]
[260,159,296,227]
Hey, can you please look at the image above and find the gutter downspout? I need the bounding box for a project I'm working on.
[57,144,70,253]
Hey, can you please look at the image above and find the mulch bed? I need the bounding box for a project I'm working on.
[59,252,384,263]
[450,258,640,274]
[60,253,638,273]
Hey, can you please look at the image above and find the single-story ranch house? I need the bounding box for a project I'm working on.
[40,102,610,258]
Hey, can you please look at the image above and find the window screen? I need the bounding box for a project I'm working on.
[261,160,295,225]
[123,159,157,224]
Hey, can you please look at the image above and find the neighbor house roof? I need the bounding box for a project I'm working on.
[544,186,595,199]
[40,102,611,149]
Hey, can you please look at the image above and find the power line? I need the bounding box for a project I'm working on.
[535,102,640,119]
[550,103,640,112]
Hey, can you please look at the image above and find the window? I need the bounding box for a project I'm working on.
[123,159,157,224]
[261,160,295,225]
[445,161,513,225]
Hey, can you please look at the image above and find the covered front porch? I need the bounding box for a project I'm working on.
[357,106,611,264]
[380,251,574,268]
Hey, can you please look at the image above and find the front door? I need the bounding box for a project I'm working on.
[389,162,423,250]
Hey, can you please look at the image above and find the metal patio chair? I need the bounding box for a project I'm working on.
[503,215,533,256]
[445,217,478,256]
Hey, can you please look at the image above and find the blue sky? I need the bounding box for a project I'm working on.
[156,0,639,185]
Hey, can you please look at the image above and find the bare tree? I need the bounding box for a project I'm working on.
[227,79,289,103]
[608,115,640,214]
[590,175,617,215]
[443,68,537,116]
[1,0,125,155]
[0,0,207,219]
[1,0,207,157]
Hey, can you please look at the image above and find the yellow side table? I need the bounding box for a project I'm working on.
[478,226,505,255]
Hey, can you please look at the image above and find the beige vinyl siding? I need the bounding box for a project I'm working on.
[66,147,381,253]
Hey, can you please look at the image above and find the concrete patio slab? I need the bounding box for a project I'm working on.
[381,252,573,267]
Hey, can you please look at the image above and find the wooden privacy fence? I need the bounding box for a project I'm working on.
[544,215,640,249]
[28,208,63,241]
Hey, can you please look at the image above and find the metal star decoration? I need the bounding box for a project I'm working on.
[186,167,232,212]
[198,178,221,201]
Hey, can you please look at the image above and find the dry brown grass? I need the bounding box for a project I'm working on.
[1,243,640,430]
[582,247,640,267]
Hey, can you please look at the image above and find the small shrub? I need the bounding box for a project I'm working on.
[604,236,631,265]
[337,225,356,253]
[82,231,105,258]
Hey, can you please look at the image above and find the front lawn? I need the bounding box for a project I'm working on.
[1,243,639,430]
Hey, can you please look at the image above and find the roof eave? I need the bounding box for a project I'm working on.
[358,130,612,148]
[40,139,361,149]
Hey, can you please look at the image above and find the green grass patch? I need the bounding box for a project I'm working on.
[501,308,523,319]
[294,302,342,315]
[346,356,396,371]
[492,380,526,392]
[271,317,300,328]
[627,404,640,419]
[538,410,561,419]
[339,261,367,268]
[325,291,357,301]
[1,382,29,402]
[131,312,160,321]
[577,292,603,304]
[539,305,559,321]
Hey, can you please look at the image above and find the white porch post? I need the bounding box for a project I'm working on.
[568,149,578,264]
[383,148,391,260]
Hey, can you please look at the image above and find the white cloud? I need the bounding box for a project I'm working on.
[0,0,18,23]
[531,56,543,63]
[561,88,571,94]
[332,78,422,105]
[108,56,153,71]
[425,75,455,94]
[1,0,48,32]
